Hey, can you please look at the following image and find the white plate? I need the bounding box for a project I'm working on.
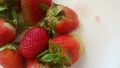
[53,0,120,68]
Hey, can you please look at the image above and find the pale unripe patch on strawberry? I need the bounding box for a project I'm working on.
[0,65,3,68]
[72,35,84,54]
[4,22,16,34]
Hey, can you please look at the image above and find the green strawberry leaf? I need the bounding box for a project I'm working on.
[43,3,64,36]
[48,40,62,54]
[40,53,55,62]
[50,3,63,16]
[39,3,49,11]
[52,55,61,63]
[61,64,67,68]
[37,3,64,37]
[12,10,18,25]
[0,7,11,20]
[49,63,67,68]
[0,0,17,24]
[37,50,49,58]
[37,21,59,37]
[0,44,17,52]
[46,3,64,20]
[0,14,5,19]
[0,7,7,11]
[37,40,71,68]
[5,44,16,51]
[0,46,6,52]
[60,56,72,64]
[0,0,29,30]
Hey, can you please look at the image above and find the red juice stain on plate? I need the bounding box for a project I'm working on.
[95,16,112,38]
[95,16,101,23]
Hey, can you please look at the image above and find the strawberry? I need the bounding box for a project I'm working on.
[0,44,25,68]
[45,4,79,34]
[0,18,16,47]
[26,59,50,68]
[37,34,81,68]
[55,6,79,34]
[18,27,49,58]
[51,34,80,65]
[21,0,52,25]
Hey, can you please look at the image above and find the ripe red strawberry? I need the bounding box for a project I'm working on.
[26,59,50,68]
[0,18,16,47]
[55,6,79,34]
[46,4,79,34]
[0,45,25,68]
[51,34,80,65]
[18,27,49,58]
[21,0,52,25]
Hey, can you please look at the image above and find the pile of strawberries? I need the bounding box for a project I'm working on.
[0,0,83,68]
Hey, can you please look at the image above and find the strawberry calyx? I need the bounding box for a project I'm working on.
[37,40,71,68]
[0,0,18,20]
[37,3,64,37]
[45,3,64,29]
[45,3,64,24]
[0,0,29,30]
[39,3,49,12]
[0,44,17,52]
[73,35,84,54]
